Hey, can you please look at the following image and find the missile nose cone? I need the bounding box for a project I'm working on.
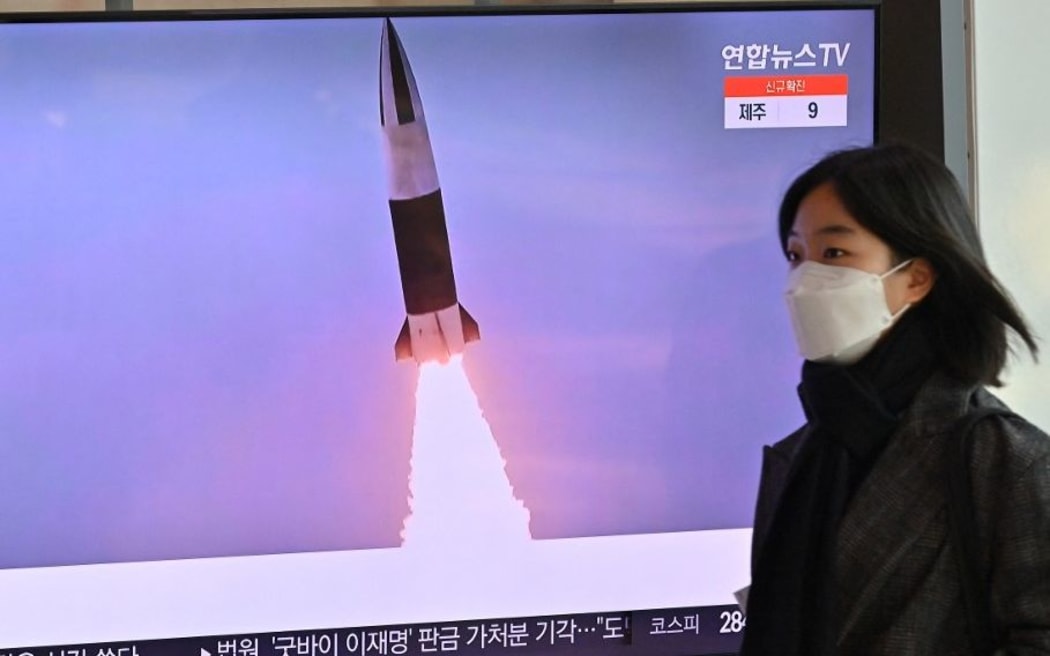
[379,18,422,128]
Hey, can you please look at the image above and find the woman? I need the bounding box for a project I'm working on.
[740,143,1050,655]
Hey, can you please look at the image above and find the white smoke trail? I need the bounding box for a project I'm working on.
[401,356,531,550]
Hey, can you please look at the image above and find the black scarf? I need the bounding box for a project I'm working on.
[740,313,936,656]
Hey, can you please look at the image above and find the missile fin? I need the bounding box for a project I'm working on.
[395,318,413,361]
[434,311,452,363]
[459,304,480,344]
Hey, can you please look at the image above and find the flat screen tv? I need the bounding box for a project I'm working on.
[0,2,880,653]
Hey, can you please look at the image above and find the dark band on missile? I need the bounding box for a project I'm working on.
[378,55,385,126]
[386,23,416,126]
[390,190,458,314]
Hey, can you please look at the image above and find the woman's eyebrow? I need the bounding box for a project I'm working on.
[788,224,857,238]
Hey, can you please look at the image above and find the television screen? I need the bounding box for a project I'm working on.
[0,3,876,653]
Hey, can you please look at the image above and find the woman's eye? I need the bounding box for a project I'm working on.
[785,250,799,263]
[823,247,846,259]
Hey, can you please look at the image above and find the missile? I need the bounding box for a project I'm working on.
[380,18,480,364]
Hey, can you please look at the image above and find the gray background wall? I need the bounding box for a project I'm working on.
[971,0,1050,432]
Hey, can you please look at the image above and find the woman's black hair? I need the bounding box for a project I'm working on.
[778,142,1038,386]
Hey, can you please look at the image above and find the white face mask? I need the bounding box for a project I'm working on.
[784,259,913,365]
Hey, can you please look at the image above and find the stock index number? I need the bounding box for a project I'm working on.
[719,610,746,634]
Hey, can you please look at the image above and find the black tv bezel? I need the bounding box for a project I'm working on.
[1,0,882,24]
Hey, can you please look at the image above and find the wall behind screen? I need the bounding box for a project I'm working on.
[972,0,1050,433]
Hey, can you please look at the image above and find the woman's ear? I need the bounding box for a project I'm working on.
[903,257,937,304]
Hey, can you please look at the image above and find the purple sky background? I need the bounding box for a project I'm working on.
[0,9,875,569]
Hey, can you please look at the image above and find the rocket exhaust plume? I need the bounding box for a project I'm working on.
[380,18,479,365]
[401,357,532,549]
